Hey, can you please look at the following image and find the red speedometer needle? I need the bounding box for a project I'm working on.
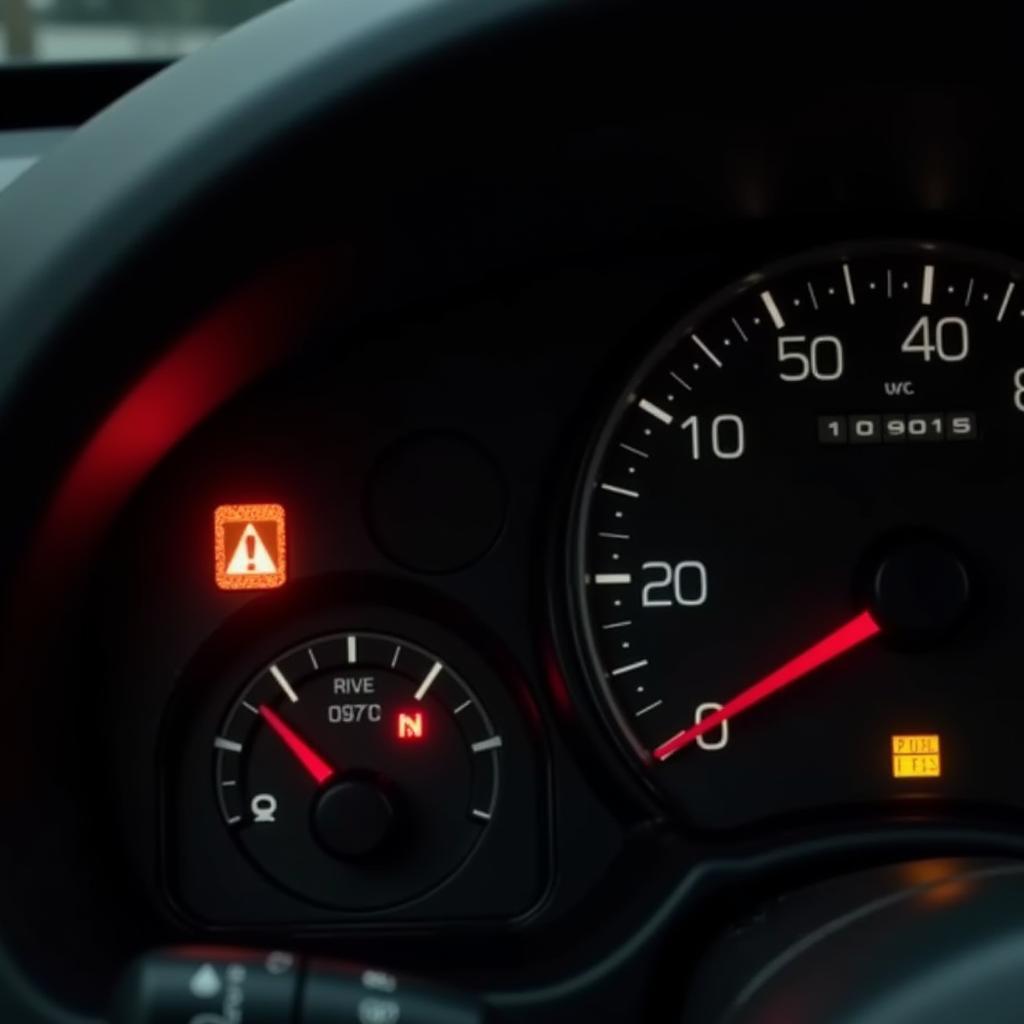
[259,704,336,785]
[653,610,882,762]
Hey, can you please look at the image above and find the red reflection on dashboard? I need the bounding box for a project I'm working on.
[24,254,334,588]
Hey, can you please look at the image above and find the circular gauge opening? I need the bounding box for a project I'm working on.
[214,631,500,910]
[570,241,1024,829]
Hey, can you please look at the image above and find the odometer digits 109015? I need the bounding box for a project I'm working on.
[571,241,1024,828]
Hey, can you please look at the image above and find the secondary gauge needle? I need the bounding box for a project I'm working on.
[259,704,336,785]
[653,610,882,762]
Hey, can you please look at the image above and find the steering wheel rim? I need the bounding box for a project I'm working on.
[0,1,556,1019]
[7,4,1024,1022]
[0,0,549,451]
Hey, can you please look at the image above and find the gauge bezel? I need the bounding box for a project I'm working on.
[565,237,1024,822]
[212,629,501,911]
[160,580,550,931]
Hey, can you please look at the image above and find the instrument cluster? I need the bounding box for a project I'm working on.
[82,238,1024,938]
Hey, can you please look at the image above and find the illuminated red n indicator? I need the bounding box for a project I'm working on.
[397,712,424,740]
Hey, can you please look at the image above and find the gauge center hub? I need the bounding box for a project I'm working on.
[314,777,397,860]
[871,539,971,639]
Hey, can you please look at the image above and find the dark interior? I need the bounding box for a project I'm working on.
[4,3,1024,1022]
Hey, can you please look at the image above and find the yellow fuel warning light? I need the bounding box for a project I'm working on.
[891,735,942,779]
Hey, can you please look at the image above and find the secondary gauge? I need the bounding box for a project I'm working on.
[214,631,500,910]
[571,241,1024,828]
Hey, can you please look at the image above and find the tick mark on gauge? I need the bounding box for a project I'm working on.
[611,659,649,676]
[731,316,749,342]
[347,636,357,664]
[965,278,975,307]
[241,701,259,715]
[921,264,935,305]
[760,290,786,329]
[602,620,632,630]
[620,443,649,459]
[599,532,631,540]
[453,700,472,715]
[307,648,319,670]
[214,737,243,753]
[691,334,723,368]
[807,282,819,310]
[601,483,639,499]
[670,372,692,392]
[636,700,664,717]
[998,282,1016,321]
[472,736,503,753]
[842,263,856,305]
[471,809,492,821]
[639,399,673,425]
[270,664,299,703]
[595,573,632,584]
[391,646,402,668]
[415,661,443,701]
[226,815,242,826]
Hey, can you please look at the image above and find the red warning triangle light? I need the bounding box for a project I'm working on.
[214,504,287,590]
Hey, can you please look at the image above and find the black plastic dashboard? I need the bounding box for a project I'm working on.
[5,3,1024,1022]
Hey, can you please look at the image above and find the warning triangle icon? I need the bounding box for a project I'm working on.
[226,523,278,575]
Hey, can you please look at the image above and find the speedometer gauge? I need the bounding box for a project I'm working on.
[571,241,1024,828]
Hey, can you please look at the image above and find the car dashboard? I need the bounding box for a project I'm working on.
[4,4,1024,1023]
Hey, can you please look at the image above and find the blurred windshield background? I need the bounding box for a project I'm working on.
[1,0,285,61]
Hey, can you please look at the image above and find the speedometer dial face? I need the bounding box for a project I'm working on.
[572,241,1024,829]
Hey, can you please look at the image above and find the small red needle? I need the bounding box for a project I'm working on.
[259,704,336,785]
[653,610,882,762]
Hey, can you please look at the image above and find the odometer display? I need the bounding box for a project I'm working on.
[572,242,1024,828]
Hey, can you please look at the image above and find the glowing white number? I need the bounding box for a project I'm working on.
[328,704,383,724]
[777,335,844,381]
[901,316,969,362]
[695,702,729,751]
[641,561,708,608]
[681,414,746,460]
